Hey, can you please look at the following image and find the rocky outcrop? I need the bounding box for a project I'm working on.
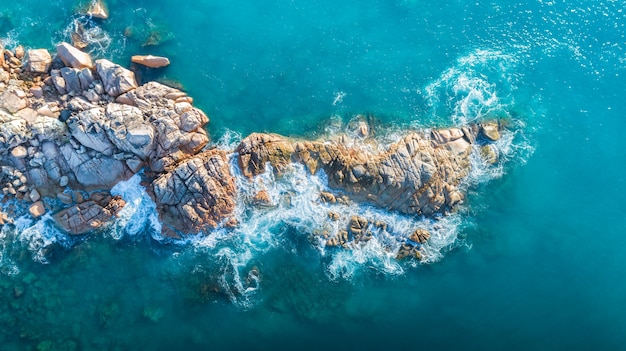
[131,55,171,68]
[0,42,507,259]
[53,192,125,235]
[237,124,492,217]
[0,44,218,236]
[149,149,236,236]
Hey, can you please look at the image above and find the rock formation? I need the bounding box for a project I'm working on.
[0,41,505,260]
[131,55,171,68]
[236,124,492,217]
[0,42,232,236]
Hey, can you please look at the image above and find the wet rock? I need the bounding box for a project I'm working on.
[408,229,431,244]
[87,0,109,19]
[57,192,73,204]
[56,42,93,70]
[14,45,24,60]
[251,190,273,207]
[319,191,336,204]
[238,124,482,217]
[480,123,500,141]
[150,149,236,235]
[396,243,423,260]
[480,144,498,165]
[95,59,138,97]
[131,55,171,68]
[53,192,125,235]
[27,49,52,73]
[0,211,11,226]
[29,201,46,217]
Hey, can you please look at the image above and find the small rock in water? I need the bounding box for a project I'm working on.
[87,0,109,19]
[251,190,272,207]
[131,55,171,68]
[29,201,46,218]
[480,123,500,141]
[480,145,498,165]
[409,229,431,244]
[57,192,73,204]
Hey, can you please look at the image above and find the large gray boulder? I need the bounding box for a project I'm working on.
[116,82,209,171]
[66,108,117,155]
[104,103,155,159]
[95,59,138,97]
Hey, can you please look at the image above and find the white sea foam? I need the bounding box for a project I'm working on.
[16,214,71,264]
[421,49,521,126]
[59,16,112,57]
[110,173,162,240]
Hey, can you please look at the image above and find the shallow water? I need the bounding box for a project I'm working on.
[1,0,626,350]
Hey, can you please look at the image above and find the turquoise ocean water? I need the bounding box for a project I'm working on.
[1,0,626,350]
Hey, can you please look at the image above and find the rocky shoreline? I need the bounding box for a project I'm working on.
[0,42,504,260]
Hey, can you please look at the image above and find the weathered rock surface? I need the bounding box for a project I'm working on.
[237,124,493,217]
[131,55,171,68]
[87,0,109,19]
[116,82,209,171]
[149,149,236,235]
[0,41,507,256]
[53,192,125,235]
[95,59,138,97]
[27,49,52,73]
[56,42,93,69]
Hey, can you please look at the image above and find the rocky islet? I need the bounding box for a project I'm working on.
[0,42,505,260]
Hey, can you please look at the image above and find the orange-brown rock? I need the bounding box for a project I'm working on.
[236,123,490,217]
[150,149,236,235]
[409,229,431,244]
[87,0,109,19]
[131,55,171,68]
[53,192,125,235]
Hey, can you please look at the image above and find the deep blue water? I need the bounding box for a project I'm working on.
[1,0,626,350]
